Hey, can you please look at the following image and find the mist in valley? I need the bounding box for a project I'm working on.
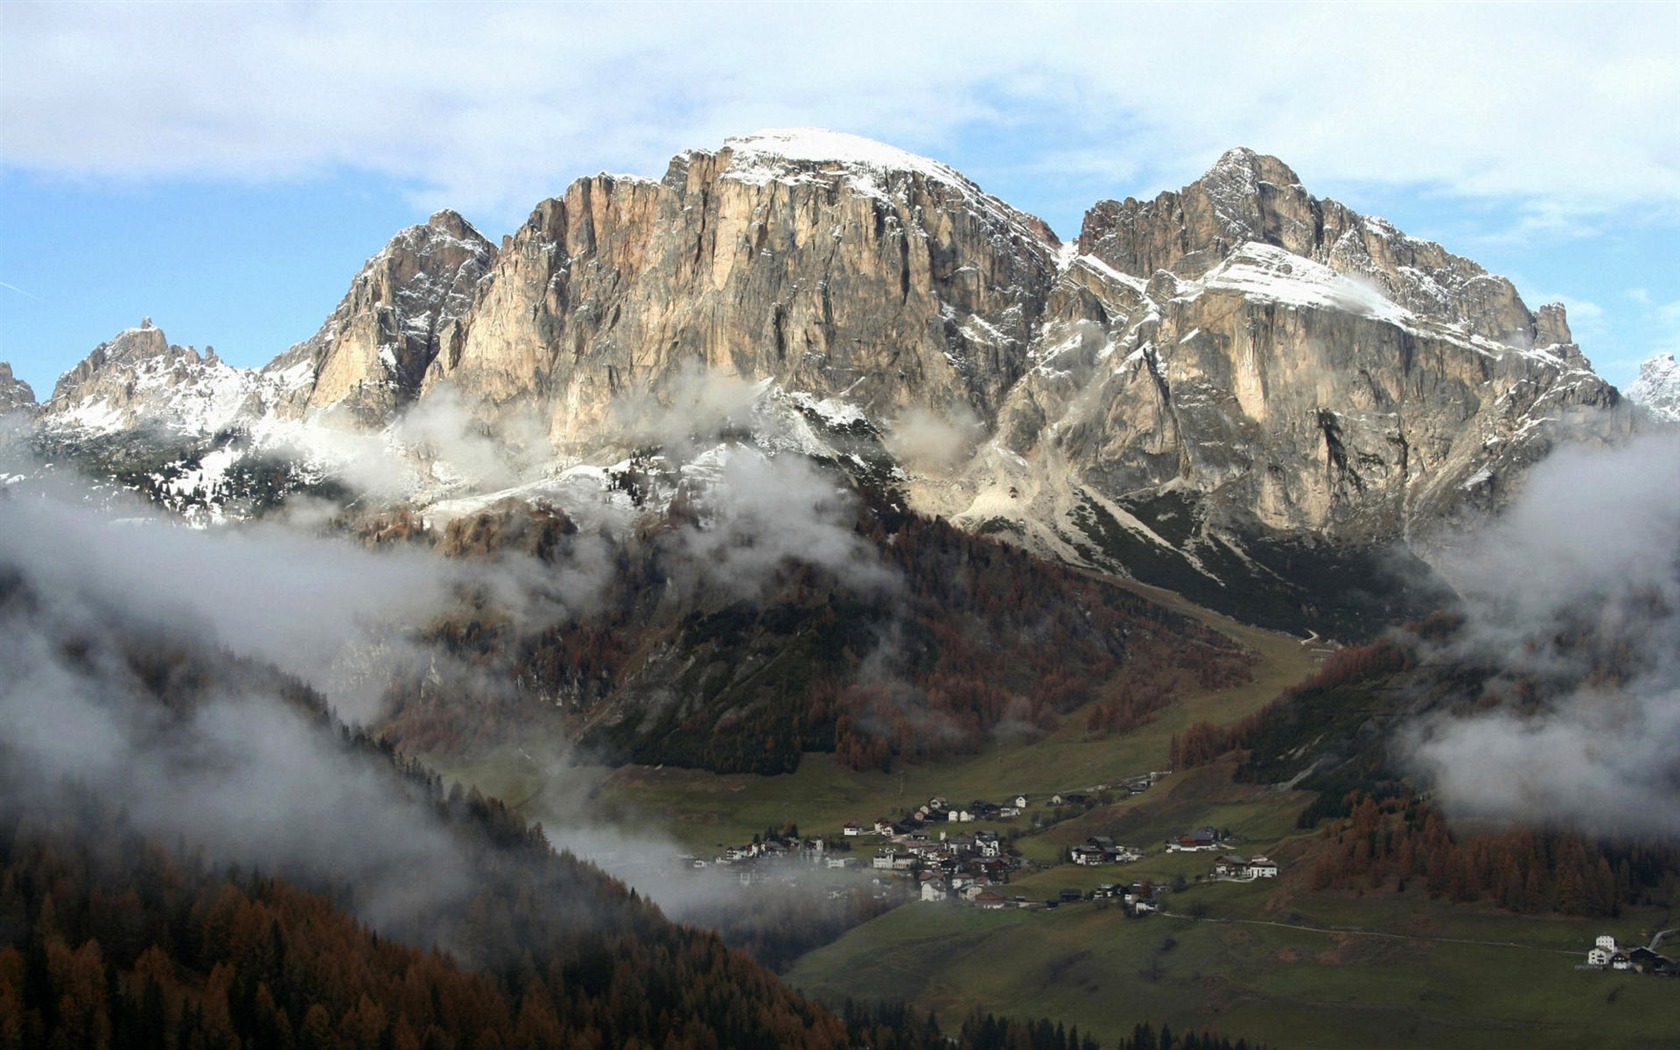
[1405,433,1680,837]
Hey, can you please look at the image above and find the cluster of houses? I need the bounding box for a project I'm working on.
[1069,836,1144,866]
[701,832,865,884]
[844,795,1030,838]
[877,828,1024,902]
[1212,854,1279,880]
[843,796,1033,907]
[1585,934,1678,976]
[1090,881,1163,916]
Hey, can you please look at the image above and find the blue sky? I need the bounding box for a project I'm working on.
[2,1,1677,398]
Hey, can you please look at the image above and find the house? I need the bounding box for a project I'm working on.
[826,857,857,870]
[1130,897,1158,916]
[1628,947,1669,971]
[1247,856,1279,878]
[976,832,1003,858]
[1070,845,1109,866]
[842,822,864,836]
[1214,855,1249,877]
[1013,795,1029,809]
[1058,888,1084,904]
[1611,951,1632,971]
[1588,934,1618,966]
[973,890,1007,910]
[919,875,951,902]
[1167,827,1222,852]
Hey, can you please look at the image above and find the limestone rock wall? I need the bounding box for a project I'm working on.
[427,133,1062,449]
[0,361,37,415]
[269,210,497,423]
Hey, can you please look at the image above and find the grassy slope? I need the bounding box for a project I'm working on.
[432,581,1679,1049]
[576,587,1317,855]
[784,889,1678,1050]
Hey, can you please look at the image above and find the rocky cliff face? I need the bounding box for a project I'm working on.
[24,132,1644,631]
[0,362,34,415]
[426,130,1059,445]
[1076,149,1543,345]
[268,210,496,424]
[1627,352,1680,422]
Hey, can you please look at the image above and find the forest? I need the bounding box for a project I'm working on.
[368,496,1255,774]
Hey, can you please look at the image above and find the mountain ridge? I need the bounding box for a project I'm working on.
[18,129,1658,633]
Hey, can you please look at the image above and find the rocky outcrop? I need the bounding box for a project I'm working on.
[0,362,34,415]
[426,130,1060,446]
[267,210,496,424]
[969,239,1628,560]
[22,133,1644,631]
[1076,148,1544,348]
[1627,352,1680,422]
[43,319,278,435]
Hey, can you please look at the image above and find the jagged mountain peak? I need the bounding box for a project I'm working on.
[391,208,494,255]
[1202,146,1306,193]
[261,208,498,421]
[1077,148,1542,347]
[51,321,177,401]
[19,134,1646,636]
[41,320,277,438]
[721,127,972,184]
[0,361,36,414]
[713,127,1058,246]
[1627,351,1680,422]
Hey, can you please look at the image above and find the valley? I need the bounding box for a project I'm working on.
[434,590,1680,1049]
[4,124,1678,1049]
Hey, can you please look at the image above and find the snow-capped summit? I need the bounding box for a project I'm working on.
[19,133,1649,630]
[717,128,1057,247]
[722,128,975,188]
[1627,352,1680,422]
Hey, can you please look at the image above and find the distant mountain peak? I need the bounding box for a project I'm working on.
[716,127,1057,247]
[1627,351,1680,422]
[721,127,955,177]
[1204,146,1305,192]
[0,361,36,413]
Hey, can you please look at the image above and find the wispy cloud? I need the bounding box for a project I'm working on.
[1406,434,1680,837]
[0,279,43,301]
[2,3,1675,227]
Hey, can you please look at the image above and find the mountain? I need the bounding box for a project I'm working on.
[26,130,1646,633]
[265,209,498,423]
[0,362,34,415]
[1627,351,1680,422]
[0,549,876,1050]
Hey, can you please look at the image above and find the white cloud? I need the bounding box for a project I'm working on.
[1408,434,1680,837]
[2,2,1676,227]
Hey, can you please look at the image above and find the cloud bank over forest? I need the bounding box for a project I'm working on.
[1406,434,1680,836]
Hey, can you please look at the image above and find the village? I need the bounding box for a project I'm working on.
[689,776,1285,919]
